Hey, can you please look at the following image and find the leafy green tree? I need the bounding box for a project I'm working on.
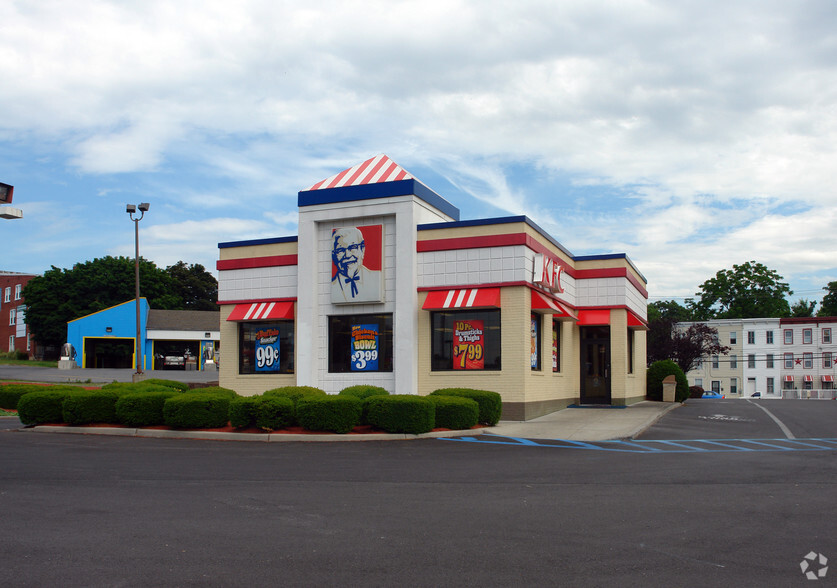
[165,261,218,311]
[790,299,816,317]
[23,256,216,349]
[819,282,837,317]
[688,261,792,319]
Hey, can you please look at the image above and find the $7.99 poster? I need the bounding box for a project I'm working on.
[453,319,484,370]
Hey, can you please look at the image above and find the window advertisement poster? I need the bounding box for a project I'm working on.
[453,319,484,370]
[254,326,281,373]
[531,317,539,369]
[552,329,559,371]
[331,225,384,304]
[351,324,379,371]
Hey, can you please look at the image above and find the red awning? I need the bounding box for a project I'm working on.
[577,309,611,326]
[784,375,795,383]
[823,375,834,383]
[627,310,647,329]
[422,288,501,310]
[531,290,577,319]
[226,301,294,321]
[803,375,814,382]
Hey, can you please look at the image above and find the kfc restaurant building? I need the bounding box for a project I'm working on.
[217,155,647,419]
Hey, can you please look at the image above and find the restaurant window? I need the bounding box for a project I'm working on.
[431,310,501,371]
[530,314,541,371]
[784,329,793,344]
[803,352,813,369]
[823,328,832,344]
[803,328,812,344]
[627,329,634,374]
[552,319,561,373]
[239,321,294,375]
[766,330,774,344]
[328,314,393,373]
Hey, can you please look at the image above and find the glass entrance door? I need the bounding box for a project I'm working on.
[580,326,611,404]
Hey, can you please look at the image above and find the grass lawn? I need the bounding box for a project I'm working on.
[0,358,57,368]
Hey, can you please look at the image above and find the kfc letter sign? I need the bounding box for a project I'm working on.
[533,253,564,293]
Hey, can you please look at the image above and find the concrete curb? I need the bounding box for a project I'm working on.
[617,401,682,440]
[20,425,488,443]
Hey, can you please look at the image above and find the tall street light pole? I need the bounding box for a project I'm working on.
[126,203,150,381]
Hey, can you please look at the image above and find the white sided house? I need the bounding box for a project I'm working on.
[217,155,648,419]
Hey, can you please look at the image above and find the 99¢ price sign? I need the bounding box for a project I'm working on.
[453,319,484,370]
[351,324,379,371]
[254,327,281,373]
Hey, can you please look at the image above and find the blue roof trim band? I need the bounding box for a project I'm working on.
[218,235,298,249]
[298,179,460,221]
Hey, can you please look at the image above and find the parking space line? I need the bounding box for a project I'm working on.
[442,437,837,453]
[746,399,795,439]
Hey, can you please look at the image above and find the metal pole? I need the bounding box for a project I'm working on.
[135,217,142,376]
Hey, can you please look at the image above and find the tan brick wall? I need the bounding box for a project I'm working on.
[218,240,298,262]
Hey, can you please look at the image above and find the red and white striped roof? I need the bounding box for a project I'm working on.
[305,154,414,191]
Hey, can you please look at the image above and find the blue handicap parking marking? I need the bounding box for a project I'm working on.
[442,435,837,453]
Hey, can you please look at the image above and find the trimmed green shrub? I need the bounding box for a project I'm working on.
[116,391,178,426]
[183,386,237,399]
[229,396,260,429]
[62,390,120,425]
[0,383,55,410]
[101,382,176,396]
[646,360,690,402]
[163,393,232,429]
[296,395,362,434]
[140,378,189,392]
[17,389,78,425]
[255,396,295,431]
[427,395,479,430]
[264,386,327,406]
[366,395,435,434]
[430,388,502,426]
[338,385,389,399]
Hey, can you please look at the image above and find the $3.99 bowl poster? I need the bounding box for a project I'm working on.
[351,324,379,371]
[254,326,281,372]
[453,319,484,370]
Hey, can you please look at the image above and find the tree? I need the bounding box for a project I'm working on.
[669,323,730,373]
[790,299,816,317]
[819,281,837,317]
[165,262,218,311]
[22,256,216,349]
[689,261,792,320]
[647,300,693,365]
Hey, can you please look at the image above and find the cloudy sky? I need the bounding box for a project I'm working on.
[2,0,835,306]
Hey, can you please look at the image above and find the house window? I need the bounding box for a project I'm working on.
[784,329,793,344]
[784,353,794,368]
[766,354,774,368]
[766,378,774,395]
[803,328,812,344]
[238,321,295,375]
[803,378,813,391]
[329,314,393,373]
[824,352,833,369]
[695,378,703,388]
[712,355,719,369]
[766,331,774,344]
[730,332,737,345]
[783,377,795,390]
[530,314,541,371]
[14,284,21,300]
[552,319,561,373]
[431,310,500,371]
[730,378,738,395]
[8,335,13,352]
[823,328,832,344]
[803,352,813,369]
[747,331,755,344]
[748,354,756,369]
[730,355,737,369]
[711,381,721,393]
[3,287,9,303]
[9,308,15,326]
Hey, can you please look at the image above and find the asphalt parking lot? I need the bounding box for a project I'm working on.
[1,399,835,587]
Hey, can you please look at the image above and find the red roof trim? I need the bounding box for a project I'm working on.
[217,255,298,271]
[226,301,294,321]
[577,309,611,326]
[531,290,577,319]
[422,288,501,310]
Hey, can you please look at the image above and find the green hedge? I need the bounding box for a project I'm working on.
[338,385,389,399]
[430,388,502,426]
[17,389,78,425]
[62,390,120,425]
[296,395,362,434]
[101,382,178,396]
[140,378,190,392]
[184,386,237,399]
[427,395,479,430]
[0,384,68,410]
[255,396,295,431]
[163,393,232,429]
[366,395,435,434]
[229,396,260,429]
[116,391,179,426]
[264,386,327,406]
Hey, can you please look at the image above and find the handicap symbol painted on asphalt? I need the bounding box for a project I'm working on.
[698,414,756,423]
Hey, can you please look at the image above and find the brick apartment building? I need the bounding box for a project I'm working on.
[0,271,38,358]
